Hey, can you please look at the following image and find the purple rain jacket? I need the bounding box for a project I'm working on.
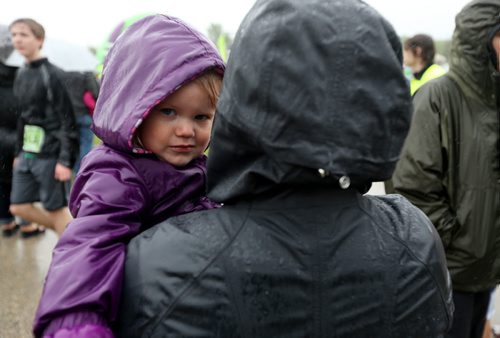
[33,14,225,337]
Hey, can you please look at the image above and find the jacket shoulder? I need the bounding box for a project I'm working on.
[116,208,236,336]
[364,195,439,252]
[42,62,66,83]
[362,195,453,331]
[414,75,460,102]
[79,145,134,169]
[76,146,149,194]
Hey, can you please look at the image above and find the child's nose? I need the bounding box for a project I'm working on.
[175,119,195,137]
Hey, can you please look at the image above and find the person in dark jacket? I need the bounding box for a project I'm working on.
[116,0,453,337]
[392,1,500,337]
[63,70,100,174]
[8,18,78,236]
[33,14,225,338]
[0,61,19,235]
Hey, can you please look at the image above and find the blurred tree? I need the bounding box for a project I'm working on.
[434,40,451,59]
[207,23,233,62]
[207,23,223,44]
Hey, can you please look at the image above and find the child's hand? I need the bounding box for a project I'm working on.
[45,324,114,338]
[54,163,72,182]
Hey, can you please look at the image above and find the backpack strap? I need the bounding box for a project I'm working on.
[39,63,53,103]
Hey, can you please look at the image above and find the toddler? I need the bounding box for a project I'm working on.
[33,14,224,338]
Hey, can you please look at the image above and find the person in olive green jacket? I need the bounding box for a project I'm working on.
[392,1,500,337]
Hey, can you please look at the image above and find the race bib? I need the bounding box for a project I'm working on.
[23,125,45,153]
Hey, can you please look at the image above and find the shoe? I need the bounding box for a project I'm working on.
[20,224,46,238]
[2,223,19,237]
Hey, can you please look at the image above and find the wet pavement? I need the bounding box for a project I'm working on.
[0,229,58,338]
[1,184,499,337]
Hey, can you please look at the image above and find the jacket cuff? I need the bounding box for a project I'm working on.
[41,312,109,337]
[44,324,114,338]
[57,159,72,168]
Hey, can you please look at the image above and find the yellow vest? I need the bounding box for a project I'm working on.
[410,64,446,96]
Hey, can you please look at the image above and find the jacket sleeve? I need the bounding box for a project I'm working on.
[0,126,18,156]
[392,85,459,248]
[33,158,148,337]
[0,94,20,155]
[385,196,453,335]
[14,108,24,157]
[51,71,79,168]
[84,71,100,98]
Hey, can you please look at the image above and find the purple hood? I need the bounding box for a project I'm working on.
[92,14,225,152]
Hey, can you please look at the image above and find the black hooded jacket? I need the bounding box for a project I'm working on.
[116,0,453,336]
[0,62,19,183]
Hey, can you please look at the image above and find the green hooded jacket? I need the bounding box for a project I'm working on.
[393,0,500,292]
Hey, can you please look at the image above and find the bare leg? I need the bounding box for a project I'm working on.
[10,203,55,229]
[47,207,72,235]
[9,203,72,235]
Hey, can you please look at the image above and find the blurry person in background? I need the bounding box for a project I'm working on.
[0,59,20,236]
[385,33,447,194]
[116,0,452,337]
[403,34,446,95]
[393,1,500,337]
[9,18,78,236]
[63,70,100,175]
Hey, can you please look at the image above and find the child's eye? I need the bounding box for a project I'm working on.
[194,114,210,121]
[159,108,175,116]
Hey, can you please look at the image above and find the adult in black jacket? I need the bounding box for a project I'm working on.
[0,61,19,235]
[117,0,453,337]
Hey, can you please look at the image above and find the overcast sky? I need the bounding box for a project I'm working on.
[1,0,472,48]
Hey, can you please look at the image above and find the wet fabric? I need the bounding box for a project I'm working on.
[33,15,224,337]
[117,0,453,337]
[393,0,500,292]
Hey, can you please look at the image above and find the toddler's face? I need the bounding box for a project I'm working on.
[138,80,215,167]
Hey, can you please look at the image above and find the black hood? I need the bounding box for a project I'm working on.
[207,0,412,202]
